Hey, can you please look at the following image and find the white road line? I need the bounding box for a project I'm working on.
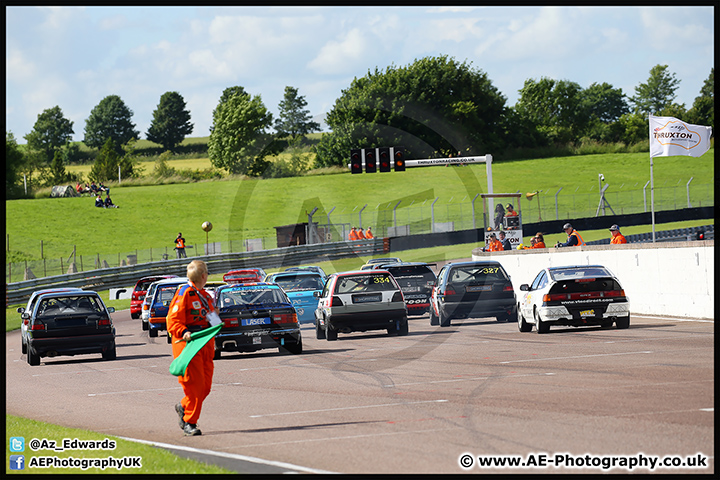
[238,426,458,448]
[383,372,556,388]
[87,382,242,397]
[248,399,449,418]
[33,366,160,377]
[499,350,653,364]
[115,436,335,474]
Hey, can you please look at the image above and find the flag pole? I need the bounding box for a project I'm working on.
[650,156,655,243]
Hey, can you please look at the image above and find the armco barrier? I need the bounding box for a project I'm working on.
[6,239,386,305]
[472,240,714,319]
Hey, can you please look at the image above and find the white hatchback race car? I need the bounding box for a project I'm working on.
[517,265,630,334]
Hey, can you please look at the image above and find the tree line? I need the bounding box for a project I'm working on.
[5,55,714,199]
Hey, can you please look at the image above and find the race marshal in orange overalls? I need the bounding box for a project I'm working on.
[166,260,216,436]
[175,233,187,258]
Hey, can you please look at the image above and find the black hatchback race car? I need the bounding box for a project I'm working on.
[19,290,116,366]
[430,260,516,326]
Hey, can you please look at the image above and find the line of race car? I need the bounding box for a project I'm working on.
[18,259,629,366]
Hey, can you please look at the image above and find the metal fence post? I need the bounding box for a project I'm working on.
[686,177,693,208]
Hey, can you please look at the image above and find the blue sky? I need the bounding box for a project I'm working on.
[5,6,714,143]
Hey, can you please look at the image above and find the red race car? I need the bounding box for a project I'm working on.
[130,275,177,319]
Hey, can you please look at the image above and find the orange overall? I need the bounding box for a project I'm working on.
[166,282,216,425]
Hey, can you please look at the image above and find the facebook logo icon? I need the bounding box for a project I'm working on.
[10,455,25,470]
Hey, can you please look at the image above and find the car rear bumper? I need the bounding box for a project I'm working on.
[539,301,630,325]
[214,327,301,352]
[148,317,166,330]
[326,308,407,332]
[441,298,515,319]
[29,334,115,357]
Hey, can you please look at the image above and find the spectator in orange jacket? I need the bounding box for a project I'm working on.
[505,203,518,217]
[365,227,374,239]
[357,228,366,239]
[348,227,358,241]
[483,233,503,252]
[166,260,217,436]
[609,224,627,244]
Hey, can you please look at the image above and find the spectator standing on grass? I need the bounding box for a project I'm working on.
[609,224,627,244]
[175,233,187,258]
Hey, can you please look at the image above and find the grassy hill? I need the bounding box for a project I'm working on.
[5,149,714,265]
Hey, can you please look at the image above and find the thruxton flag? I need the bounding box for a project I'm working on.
[649,115,712,158]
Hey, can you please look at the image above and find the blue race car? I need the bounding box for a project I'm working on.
[265,271,326,324]
[213,282,302,358]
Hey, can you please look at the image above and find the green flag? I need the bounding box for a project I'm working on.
[169,324,223,377]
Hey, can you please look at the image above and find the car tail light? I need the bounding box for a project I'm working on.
[391,291,404,302]
[503,285,514,292]
[544,289,626,303]
[223,318,239,328]
[331,296,344,307]
[150,308,156,316]
[273,313,298,324]
[98,318,111,326]
[30,322,46,331]
[443,288,456,296]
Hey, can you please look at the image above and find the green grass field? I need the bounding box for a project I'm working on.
[6,149,714,265]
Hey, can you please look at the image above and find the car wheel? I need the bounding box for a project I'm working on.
[167,332,172,344]
[439,308,451,327]
[131,312,139,319]
[27,345,40,366]
[326,320,338,341]
[399,319,409,336]
[534,309,549,334]
[496,313,508,322]
[149,328,158,338]
[102,343,117,361]
[429,306,439,326]
[21,337,27,355]
[315,320,326,340]
[518,308,532,332]
[142,319,149,331]
[213,349,221,360]
[283,337,303,355]
[616,315,630,329]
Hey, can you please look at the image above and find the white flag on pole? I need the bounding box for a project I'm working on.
[649,115,712,158]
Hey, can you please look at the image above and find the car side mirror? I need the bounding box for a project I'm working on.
[16,307,25,314]
[520,284,529,291]
[21,312,30,320]
[107,307,116,313]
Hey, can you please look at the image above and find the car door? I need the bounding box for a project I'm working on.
[430,266,448,315]
[521,270,545,319]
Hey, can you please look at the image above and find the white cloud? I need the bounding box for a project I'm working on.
[308,28,370,75]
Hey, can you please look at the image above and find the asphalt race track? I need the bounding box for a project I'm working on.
[6,308,714,474]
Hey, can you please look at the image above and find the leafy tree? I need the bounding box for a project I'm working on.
[83,95,139,153]
[207,88,274,175]
[146,91,194,152]
[274,86,320,139]
[48,150,68,185]
[630,64,681,115]
[614,112,648,145]
[580,82,629,124]
[89,138,135,182]
[513,77,588,144]
[6,132,26,198]
[24,106,74,163]
[686,68,713,126]
[315,55,508,168]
